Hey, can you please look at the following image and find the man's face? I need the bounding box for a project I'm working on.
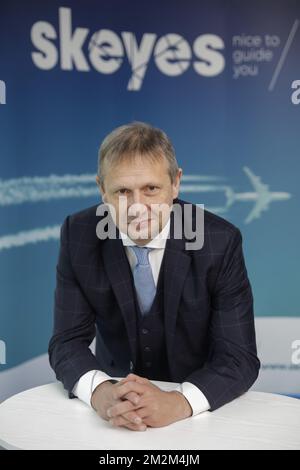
[96,154,182,245]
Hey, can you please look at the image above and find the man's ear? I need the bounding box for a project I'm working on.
[95,175,107,203]
[172,168,182,199]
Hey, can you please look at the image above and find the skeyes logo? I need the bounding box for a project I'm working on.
[30,7,225,91]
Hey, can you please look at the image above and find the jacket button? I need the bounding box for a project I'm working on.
[142,328,149,334]
[145,361,152,367]
[144,346,151,352]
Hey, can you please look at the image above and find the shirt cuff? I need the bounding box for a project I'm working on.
[72,370,112,407]
[174,382,210,416]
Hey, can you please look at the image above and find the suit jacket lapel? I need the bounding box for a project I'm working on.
[163,207,191,377]
[101,232,138,366]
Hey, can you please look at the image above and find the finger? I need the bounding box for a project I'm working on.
[121,374,149,385]
[114,402,150,424]
[122,391,141,406]
[108,401,146,426]
[123,422,147,432]
[134,407,150,420]
[107,400,139,420]
[122,409,144,425]
[109,415,146,431]
[114,381,147,400]
[123,373,142,381]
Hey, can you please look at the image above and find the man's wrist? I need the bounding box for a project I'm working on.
[170,390,193,419]
[91,380,113,410]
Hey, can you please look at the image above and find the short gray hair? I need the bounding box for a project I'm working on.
[97,121,179,186]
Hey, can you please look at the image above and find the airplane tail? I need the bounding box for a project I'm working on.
[224,186,236,208]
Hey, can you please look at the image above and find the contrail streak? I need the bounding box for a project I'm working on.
[0,173,228,251]
[0,174,97,206]
[0,173,224,206]
[0,225,61,251]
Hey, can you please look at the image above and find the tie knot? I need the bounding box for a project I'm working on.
[129,246,152,266]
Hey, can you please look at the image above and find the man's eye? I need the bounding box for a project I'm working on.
[147,186,158,191]
[118,189,129,195]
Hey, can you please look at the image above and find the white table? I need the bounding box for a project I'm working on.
[0,381,299,450]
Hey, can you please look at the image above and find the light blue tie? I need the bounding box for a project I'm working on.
[129,246,156,316]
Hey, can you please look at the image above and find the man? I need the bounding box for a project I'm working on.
[48,122,260,432]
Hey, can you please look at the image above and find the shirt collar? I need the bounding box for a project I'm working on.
[119,216,171,249]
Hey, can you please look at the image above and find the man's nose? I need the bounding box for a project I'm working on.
[128,192,148,219]
[131,190,143,205]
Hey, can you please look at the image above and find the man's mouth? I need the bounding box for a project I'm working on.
[129,218,153,229]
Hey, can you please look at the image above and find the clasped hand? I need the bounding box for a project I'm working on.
[92,373,192,432]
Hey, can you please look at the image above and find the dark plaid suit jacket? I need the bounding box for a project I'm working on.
[48,198,260,411]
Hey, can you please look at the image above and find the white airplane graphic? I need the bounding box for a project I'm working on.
[0,168,292,251]
[224,167,291,223]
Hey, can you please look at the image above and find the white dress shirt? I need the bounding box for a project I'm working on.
[72,218,210,416]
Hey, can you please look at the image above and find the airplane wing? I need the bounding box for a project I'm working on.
[243,167,270,223]
[245,199,270,224]
[243,166,269,193]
